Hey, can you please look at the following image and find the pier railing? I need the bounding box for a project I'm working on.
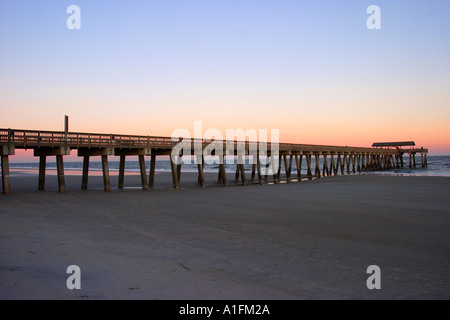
[0,128,428,154]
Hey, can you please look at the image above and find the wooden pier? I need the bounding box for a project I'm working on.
[0,128,428,194]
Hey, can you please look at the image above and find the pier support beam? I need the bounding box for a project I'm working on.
[118,155,125,189]
[170,154,180,190]
[330,154,336,175]
[56,155,65,193]
[113,148,151,190]
[295,155,303,181]
[283,155,292,182]
[78,148,114,192]
[82,156,89,190]
[315,154,321,178]
[101,155,111,192]
[271,155,278,184]
[256,154,262,185]
[1,155,11,194]
[1,145,14,195]
[217,154,227,186]
[236,155,246,186]
[197,155,205,188]
[38,156,46,191]
[322,154,329,176]
[139,155,149,190]
[251,154,263,185]
[34,146,70,192]
[149,154,156,188]
[306,154,312,179]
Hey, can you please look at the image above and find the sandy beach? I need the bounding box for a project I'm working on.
[0,173,449,300]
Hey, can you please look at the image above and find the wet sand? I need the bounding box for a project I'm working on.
[0,173,449,299]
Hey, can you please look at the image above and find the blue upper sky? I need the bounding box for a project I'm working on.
[1,0,449,153]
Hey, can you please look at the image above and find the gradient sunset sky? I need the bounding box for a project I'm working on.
[1,0,449,155]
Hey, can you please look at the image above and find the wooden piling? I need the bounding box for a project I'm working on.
[82,156,89,190]
[139,155,148,190]
[284,155,291,182]
[219,154,227,186]
[118,155,125,189]
[306,154,312,179]
[38,155,46,191]
[256,154,262,185]
[239,155,246,186]
[170,155,179,190]
[101,155,111,192]
[271,155,278,183]
[351,154,356,173]
[295,154,303,181]
[56,155,65,193]
[177,156,182,185]
[149,154,156,188]
[251,163,256,183]
[315,154,321,178]
[1,155,10,194]
[322,154,329,176]
[197,155,205,188]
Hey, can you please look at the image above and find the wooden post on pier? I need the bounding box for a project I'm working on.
[139,155,148,190]
[118,155,126,189]
[38,155,46,191]
[177,156,182,185]
[322,154,329,176]
[270,155,278,183]
[236,154,246,186]
[82,156,89,190]
[149,154,156,188]
[284,155,291,182]
[342,154,347,174]
[56,155,65,193]
[101,155,111,192]
[413,153,416,168]
[337,154,343,174]
[170,154,179,190]
[251,162,256,183]
[197,154,205,188]
[330,154,336,175]
[251,154,262,185]
[218,154,227,186]
[276,155,282,182]
[295,154,303,181]
[1,155,10,194]
[264,155,271,183]
[315,154,321,178]
[55,155,65,193]
[409,153,412,168]
[306,154,312,179]
[256,154,262,185]
[351,154,356,173]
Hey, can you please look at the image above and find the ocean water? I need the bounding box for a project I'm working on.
[8,156,450,177]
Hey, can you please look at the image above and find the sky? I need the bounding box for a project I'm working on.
[1,0,449,157]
